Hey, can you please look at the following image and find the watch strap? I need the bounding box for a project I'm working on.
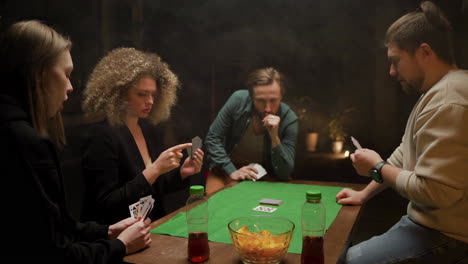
[374,160,387,171]
[371,160,387,183]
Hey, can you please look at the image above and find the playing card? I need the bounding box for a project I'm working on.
[139,195,152,217]
[252,205,277,213]
[248,163,267,181]
[144,200,154,219]
[129,195,153,220]
[351,136,362,150]
[140,195,151,203]
[191,136,202,159]
[187,146,192,157]
[129,201,141,219]
[259,198,283,206]
[139,197,155,220]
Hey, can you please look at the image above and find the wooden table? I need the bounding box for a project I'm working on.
[124,180,366,264]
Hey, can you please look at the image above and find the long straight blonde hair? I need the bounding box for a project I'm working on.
[0,20,72,144]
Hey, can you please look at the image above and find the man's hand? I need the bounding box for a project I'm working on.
[350,148,383,176]
[262,114,281,146]
[230,166,258,181]
[180,149,204,178]
[336,188,368,205]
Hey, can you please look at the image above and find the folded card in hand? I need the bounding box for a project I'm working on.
[248,163,267,181]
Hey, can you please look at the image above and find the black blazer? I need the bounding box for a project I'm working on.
[0,95,125,263]
[81,119,189,224]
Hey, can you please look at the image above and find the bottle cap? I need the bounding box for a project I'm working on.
[306,190,321,201]
[190,185,204,195]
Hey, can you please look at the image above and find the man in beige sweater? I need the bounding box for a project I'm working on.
[337,2,468,263]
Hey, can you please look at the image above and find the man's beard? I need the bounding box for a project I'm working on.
[400,80,417,94]
[399,71,425,95]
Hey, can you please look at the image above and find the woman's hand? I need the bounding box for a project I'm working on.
[143,143,191,184]
[108,217,137,239]
[117,218,152,254]
[180,149,204,178]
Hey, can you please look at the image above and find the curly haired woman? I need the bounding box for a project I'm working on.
[81,47,204,224]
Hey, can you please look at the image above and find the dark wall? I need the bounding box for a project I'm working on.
[1,0,467,156]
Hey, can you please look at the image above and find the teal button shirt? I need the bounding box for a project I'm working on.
[205,90,298,180]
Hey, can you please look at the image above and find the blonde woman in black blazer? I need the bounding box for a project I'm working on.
[81,48,204,225]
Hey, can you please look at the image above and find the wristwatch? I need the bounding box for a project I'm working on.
[369,161,388,183]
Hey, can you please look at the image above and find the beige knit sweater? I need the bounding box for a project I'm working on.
[388,69,468,243]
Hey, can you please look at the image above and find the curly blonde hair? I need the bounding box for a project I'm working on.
[82,47,179,125]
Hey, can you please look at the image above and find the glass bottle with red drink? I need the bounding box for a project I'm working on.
[301,190,325,264]
[186,185,210,263]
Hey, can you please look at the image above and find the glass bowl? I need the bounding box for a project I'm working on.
[228,215,295,264]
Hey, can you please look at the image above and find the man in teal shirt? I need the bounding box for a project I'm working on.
[204,67,298,193]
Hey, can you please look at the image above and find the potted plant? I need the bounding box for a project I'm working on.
[326,107,355,153]
[287,96,323,152]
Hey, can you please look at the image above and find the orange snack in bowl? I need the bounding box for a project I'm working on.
[234,225,289,259]
[237,225,255,235]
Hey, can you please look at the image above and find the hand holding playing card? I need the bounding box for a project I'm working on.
[190,136,202,159]
[248,163,267,181]
[350,148,384,177]
[180,148,204,178]
[230,166,258,181]
[108,217,139,239]
[117,218,152,254]
[145,143,192,183]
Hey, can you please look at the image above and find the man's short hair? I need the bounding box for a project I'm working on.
[246,67,286,97]
[385,1,455,65]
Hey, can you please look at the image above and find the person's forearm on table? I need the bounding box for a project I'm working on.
[361,181,389,202]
